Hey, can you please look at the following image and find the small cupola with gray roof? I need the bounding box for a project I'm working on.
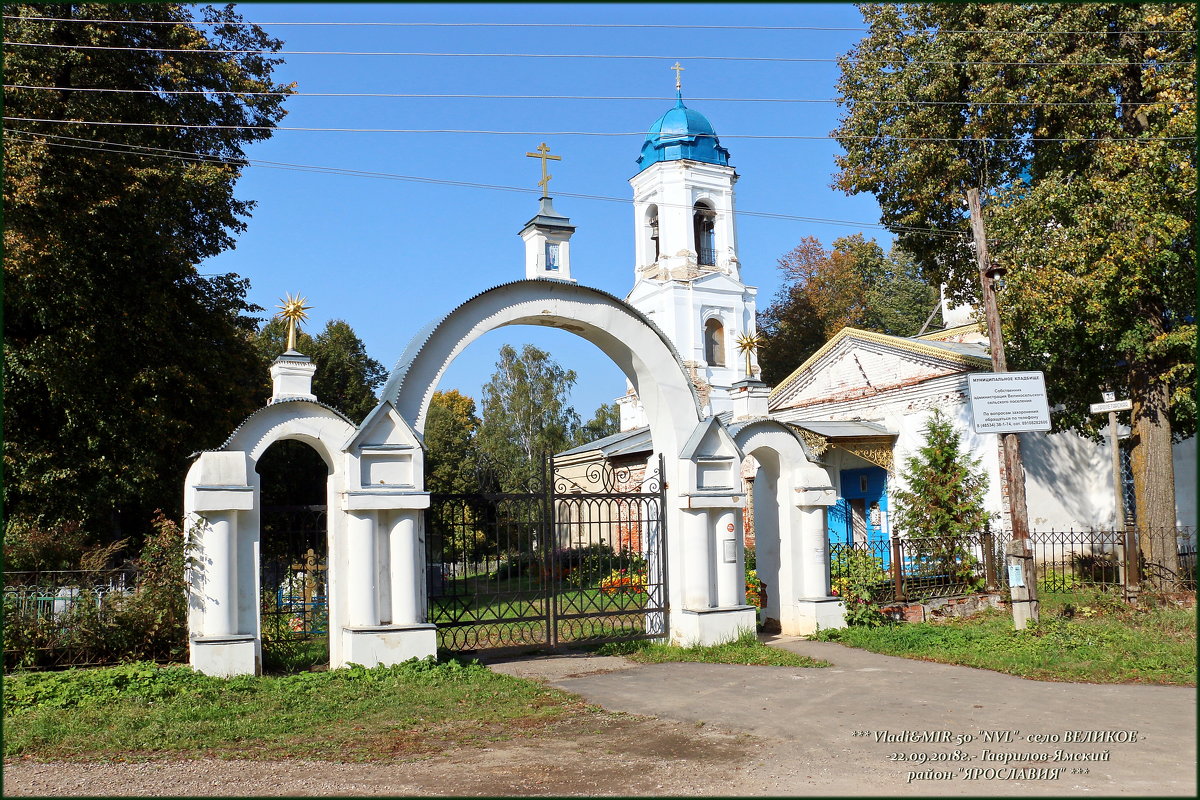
[520,143,576,282]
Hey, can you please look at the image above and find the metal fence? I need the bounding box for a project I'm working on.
[3,569,141,670]
[830,526,1196,605]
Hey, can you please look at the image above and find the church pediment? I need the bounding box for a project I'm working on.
[768,328,990,411]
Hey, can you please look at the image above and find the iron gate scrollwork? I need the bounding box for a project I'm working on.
[426,454,668,653]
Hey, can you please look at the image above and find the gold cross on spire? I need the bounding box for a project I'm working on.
[525,142,562,196]
[672,61,685,91]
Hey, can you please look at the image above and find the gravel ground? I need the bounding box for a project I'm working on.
[5,646,1194,796]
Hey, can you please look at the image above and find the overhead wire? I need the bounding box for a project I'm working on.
[6,117,1189,142]
[3,41,1193,67]
[4,84,1191,108]
[4,15,1195,35]
[5,128,976,239]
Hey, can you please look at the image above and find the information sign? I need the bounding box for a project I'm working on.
[1089,399,1133,414]
[966,372,1052,433]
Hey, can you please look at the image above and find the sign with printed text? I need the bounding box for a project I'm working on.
[1089,399,1132,414]
[966,371,1052,434]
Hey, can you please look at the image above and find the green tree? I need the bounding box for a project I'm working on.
[256,318,386,423]
[891,410,991,590]
[572,402,621,447]
[424,390,481,494]
[476,344,580,492]
[3,4,292,550]
[832,4,1194,564]
[758,235,937,385]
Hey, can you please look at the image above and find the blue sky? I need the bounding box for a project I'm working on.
[202,3,892,418]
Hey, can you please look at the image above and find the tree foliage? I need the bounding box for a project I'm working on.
[892,410,991,590]
[892,410,992,538]
[3,4,293,545]
[476,344,580,492]
[255,318,386,423]
[832,3,1195,537]
[758,234,938,386]
[424,390,482,495]
[572,403,622,447]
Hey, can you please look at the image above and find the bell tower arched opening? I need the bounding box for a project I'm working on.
[693,201,716,267]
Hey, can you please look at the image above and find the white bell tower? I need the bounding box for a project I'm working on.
[520,142,576,282]
[622,81,760,422]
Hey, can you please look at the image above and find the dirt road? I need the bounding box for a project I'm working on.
[5,640,1195,796]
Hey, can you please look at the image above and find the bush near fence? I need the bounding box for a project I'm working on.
[830,527,1195,607]
[3,515,190,671]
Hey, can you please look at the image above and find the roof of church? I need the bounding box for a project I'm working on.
[768,327,992,404]
[636,92,731,169]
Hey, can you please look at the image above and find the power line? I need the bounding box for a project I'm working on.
[6,128,974,239]
[4,41,1192,67]
[8,117,1190,143]
[5,15,1194,35]
[5,84,1191,108]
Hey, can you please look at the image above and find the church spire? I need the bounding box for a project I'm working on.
[519,143,576,282]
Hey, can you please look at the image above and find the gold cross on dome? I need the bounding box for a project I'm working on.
[672,61,685,91]
[525,142,561,195]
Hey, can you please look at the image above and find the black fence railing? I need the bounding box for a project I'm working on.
[830,527,1196,605]
[3,570,141,670]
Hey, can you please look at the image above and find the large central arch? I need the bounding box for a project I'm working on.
[381,280,703,456]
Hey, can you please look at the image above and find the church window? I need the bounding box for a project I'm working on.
[704,318,725,367]
[693,202,716,266]
[545,241,560,271]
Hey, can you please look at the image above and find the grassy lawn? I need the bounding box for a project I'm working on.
[814,591,1196,685]
[594,630,830,668]
[3,659,595,762]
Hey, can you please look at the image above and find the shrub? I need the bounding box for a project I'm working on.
[832,548,890,627]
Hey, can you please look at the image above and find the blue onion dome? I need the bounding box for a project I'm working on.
[636,92,731,169]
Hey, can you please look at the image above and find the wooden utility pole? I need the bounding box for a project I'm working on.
[966,188,1039,628]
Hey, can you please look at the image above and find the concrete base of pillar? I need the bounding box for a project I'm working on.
[339,624,437,668]
[791,597,846,636]
[191,634,257,677]
[673,606,757,647]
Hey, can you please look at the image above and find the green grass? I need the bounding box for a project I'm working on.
[814,591,1196,685]
[593,630,830,668]
[3,658,595,762]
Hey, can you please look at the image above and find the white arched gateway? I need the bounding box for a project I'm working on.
[187,280,849,677]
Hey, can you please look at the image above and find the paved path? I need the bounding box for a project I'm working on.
[489,637,1197,796]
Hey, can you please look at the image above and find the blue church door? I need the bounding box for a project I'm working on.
[831,466,890,565]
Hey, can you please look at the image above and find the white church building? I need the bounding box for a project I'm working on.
[575,88,1196,550]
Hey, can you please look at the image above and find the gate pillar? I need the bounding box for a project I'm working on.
[338,401,437,668]
[185,451,257,677]
[672,419,757,645]
[792,466,845,634]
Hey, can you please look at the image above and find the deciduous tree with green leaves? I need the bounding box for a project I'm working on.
[758,234,937,386]
[572,403,621,447]
[424,390,482,494]
[255,318,386,423]
[832,4,1194,576]
[476,344,580,492]
[3,4,293,551]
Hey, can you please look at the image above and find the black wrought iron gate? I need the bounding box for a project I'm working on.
[426,455,667,654]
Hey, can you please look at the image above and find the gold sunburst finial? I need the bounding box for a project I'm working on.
[736,330,767,377]
[276,292,312,352]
